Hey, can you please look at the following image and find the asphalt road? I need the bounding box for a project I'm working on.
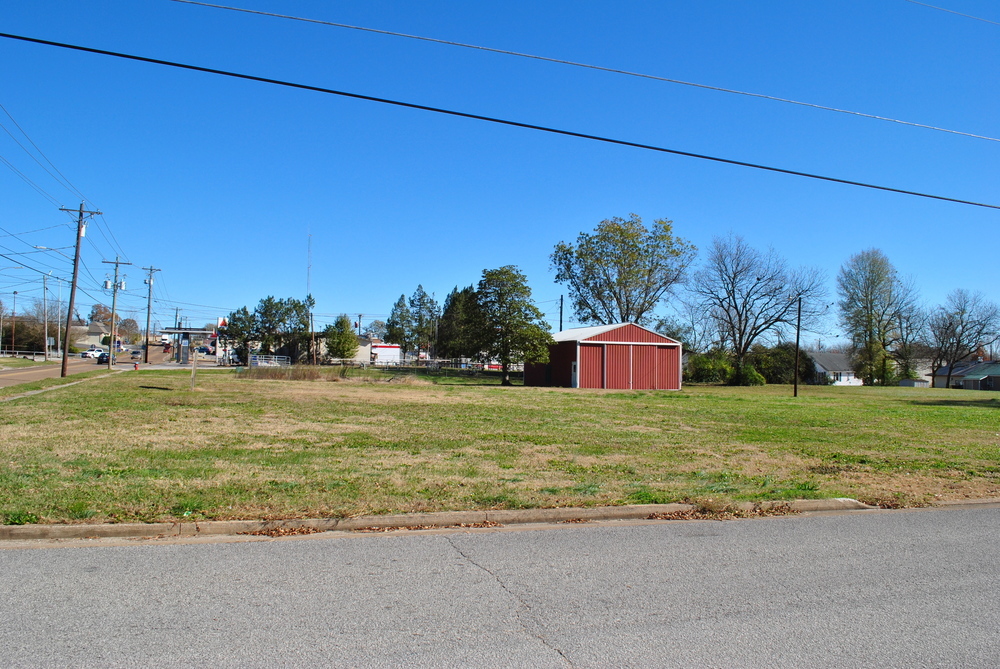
[2,505,998,667]
[0,357,96,388]
[0,349,173,388]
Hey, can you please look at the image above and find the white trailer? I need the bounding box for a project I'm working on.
[370,343,401,365]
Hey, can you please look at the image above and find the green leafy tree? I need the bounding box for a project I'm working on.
[409,285,439,357]
[324,314,359,359]
[686,350,733,383]
[118,318,140,344]
[551,213,696,326]
[475,266,553,386]
[386,294,414,359]
[437,285,482,359]
[746,343,817,385]
[88,304,113,325]
[364,319,388,341]
[222,306,258,362]
[250,296,311,359]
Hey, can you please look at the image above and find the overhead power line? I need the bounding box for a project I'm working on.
[1,31,997,211]
[0,151,62,206]
[0,101,86,201]
[902,0,1000,26]
[170,0,1000,145]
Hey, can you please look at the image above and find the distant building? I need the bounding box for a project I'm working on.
[933,360,1000,390]
[525,323,682,390]
[809,351,862,386]
[79,321,110,349]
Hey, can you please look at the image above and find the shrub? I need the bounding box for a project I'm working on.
[687,351,733,383]
[729,365,766,386]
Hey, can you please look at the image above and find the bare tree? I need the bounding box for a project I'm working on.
[929,289,1000,388]
[837,249,921,385]
[891,301,928,380]
[690,235,826,382]
[654,298,718,353]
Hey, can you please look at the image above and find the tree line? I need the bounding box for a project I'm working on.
[545,214,998,386]
[219,214,997,388]
[385,267,551,385]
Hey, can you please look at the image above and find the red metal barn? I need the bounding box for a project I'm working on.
[525,323,682,390]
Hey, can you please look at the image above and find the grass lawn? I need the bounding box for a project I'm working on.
[1,367,999,524]
[0,357,59,370]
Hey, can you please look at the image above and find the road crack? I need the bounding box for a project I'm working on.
[445,535,573,667]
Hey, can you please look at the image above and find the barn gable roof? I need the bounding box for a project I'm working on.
[552,323,680,344]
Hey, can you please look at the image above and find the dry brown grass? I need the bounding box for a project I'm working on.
[2,371,999,524]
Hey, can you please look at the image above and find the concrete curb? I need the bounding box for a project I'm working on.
[0,499,877,541]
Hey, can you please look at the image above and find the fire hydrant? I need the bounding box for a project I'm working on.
[134,362,139,371]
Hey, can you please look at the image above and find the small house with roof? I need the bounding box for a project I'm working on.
[933,360,1000,390]
[524,323,682,390]
[809,351,862,386]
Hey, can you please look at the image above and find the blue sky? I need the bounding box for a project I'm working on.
[0,1,997,343]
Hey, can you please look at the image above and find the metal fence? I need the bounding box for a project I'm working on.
[0,350,47,359]
[249,354,291,367]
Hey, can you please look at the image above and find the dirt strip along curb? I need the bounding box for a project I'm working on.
[0,499,877,541]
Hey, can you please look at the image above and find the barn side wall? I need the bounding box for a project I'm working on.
[579,344,604,388]
[550,341,577,387]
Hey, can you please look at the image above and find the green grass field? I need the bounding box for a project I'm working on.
[1,368,998,524]
[0,357,58,370]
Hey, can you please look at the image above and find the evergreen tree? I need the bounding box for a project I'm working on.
[437,285,482,359]
[324,314,359,359]
[408,285,439,357]
[476,266,553,386]
[386,294,414,359]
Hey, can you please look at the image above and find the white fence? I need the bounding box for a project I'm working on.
[249,354,291,367]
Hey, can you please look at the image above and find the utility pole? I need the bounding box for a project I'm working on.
[42,274,48,361]
[102,256,132,370]
[559,295,564,332]
[60,202,101,377]
[142,266,160,364]
[55,276,61,360]
[174,307,180,363]
[10,291,17,352]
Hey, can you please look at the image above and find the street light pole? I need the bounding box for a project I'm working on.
[793,295,802,398]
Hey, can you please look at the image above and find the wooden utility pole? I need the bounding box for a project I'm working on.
[42,274,48,361]
[142,266,160,364]
[59,202,101,378]
[102,256,132,370]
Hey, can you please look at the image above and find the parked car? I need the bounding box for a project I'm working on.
[196,346,214,355]
[81,348,104,359]
[97,352,116,365]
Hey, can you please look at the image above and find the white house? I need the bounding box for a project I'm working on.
[809,351,862,386]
